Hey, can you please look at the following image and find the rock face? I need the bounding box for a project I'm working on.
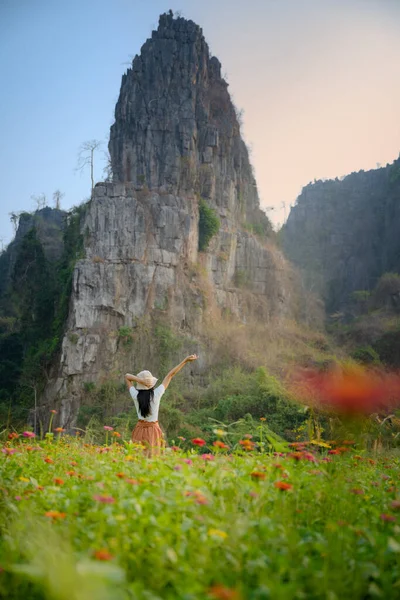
[0,207,66,297]
[282,159,400,313]
[42,13,296,426]
[109,11,268,230]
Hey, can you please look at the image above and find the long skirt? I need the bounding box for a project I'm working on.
[131,420,164,457]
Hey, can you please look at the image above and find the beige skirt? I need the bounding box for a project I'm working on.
[131,420,164,457]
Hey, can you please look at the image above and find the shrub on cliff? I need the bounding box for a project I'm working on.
[198,198,220,251]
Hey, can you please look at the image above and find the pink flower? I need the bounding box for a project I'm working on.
[2,448,17,455]
[183,459,192,466]
[380,513,396,522]
[173,465,182,471]
[201,453,214,461]
[22,431,35,438]
[15,496,22,501]
[103,426,114,431]
[171,446,180,452]
[93,495,116,503]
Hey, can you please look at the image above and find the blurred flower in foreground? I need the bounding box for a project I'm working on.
[22,431,35,438]
[291,367,400,415]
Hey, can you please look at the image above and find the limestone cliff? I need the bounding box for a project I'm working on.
[282,159,400,314]
[42,13,296,426]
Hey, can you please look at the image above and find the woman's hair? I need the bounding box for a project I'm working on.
[137,387,155,418]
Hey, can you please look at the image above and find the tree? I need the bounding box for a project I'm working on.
[53,189,64,210]
[9,212,19,233]
[102,150,113,182]
[31,193,47,210]
[76,139,103,197]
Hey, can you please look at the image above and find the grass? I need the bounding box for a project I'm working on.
[1,434,400,599]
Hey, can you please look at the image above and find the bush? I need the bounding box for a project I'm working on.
[372,273,400,311]
[351,345,381,365]
[198,199,220,251]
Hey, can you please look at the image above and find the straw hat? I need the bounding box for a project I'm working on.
[136,370,158,390]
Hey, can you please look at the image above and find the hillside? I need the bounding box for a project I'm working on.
[281,159,400,314]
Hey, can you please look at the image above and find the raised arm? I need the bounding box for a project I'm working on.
[125,373,149,391]
[162,355,198,390]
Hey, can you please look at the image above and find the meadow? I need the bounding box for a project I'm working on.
[1,428,400,600]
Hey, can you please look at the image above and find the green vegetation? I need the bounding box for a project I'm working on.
[0,204,87,425]
[1,435,400,599]
[198,198,220,251]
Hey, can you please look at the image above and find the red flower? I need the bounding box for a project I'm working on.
[208,584,241,599]
[93,495,116,503]
[8,432,19,440]
[192,438,206,446]
[274,481,293,491]
[115,472,126,478]
[390,500,400,510]
[350,488,364,495]
[44,457,54,464]
[171,445,180,452]
[93,549,114,561]
[54,478,64,486]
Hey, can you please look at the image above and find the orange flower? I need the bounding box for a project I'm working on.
[274,481,293,491]
[213,441,229,449]
[259,417,266,421]
[8,432,19,440]
[45,510,66,519]
[250,471,266,480]
[44,457,54,464]
[208,584,241,599]
[66,470,77,476]
[54,427,65,433]
[126,478,140,485]
[54,478,64,486]
[112,431,121,438]
[194,491,208,505]
[93,549,114,561]
[70,461,78,466]
[50,410,57,414]
[239,439,255,451]
[116,472,126,479]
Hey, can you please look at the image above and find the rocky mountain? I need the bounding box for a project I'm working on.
[282,159,400,314]
[40,13,297,426]
[0,207,66,298]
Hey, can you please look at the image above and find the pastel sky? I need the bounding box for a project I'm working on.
[1,0,399,245]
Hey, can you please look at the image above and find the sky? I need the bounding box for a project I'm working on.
[1,0,400,245]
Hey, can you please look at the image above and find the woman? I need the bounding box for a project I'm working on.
[125,354,198,456]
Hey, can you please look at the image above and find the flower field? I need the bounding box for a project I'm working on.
[1,434,400,600]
